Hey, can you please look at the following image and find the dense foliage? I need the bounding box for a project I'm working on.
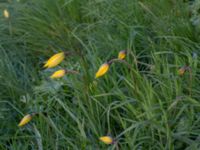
[0,0,200,149]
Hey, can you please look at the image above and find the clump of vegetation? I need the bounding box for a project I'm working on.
[0,0,200,149]
[190,0,200,28]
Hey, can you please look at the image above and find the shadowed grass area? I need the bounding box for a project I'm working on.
[0,0,200,149]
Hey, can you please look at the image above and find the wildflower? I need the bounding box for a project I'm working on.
[18,114,32,127]
[178,66,187,76]
[95,63,109,78]
[50,69,65,79]
[118,50,126,60]
[3,9,9,18]
[43,52,65,68]
[99,136,113,144]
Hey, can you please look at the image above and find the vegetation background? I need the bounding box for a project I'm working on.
[0,0,200,149]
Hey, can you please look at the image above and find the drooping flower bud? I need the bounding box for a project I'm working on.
[43,52,65,68]
[118,50,126,60]
[18,114,32,127]
[99,136,114,144]
[95,63,109,78]
[50,69,66,79]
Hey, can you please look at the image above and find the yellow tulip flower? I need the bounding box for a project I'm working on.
[99,136,113,144]
[18,114,32,127]
[43,52,65,68]
[118,50,126,60]
[95,63,109,78]
[50,69,66,79]
[3,9,9,18]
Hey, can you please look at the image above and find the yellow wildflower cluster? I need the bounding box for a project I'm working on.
[44,52,66,78]
[16,47,192,149]
[44,50,124,145]
[43,50,126,79]
[95,50,127,78]
[17,49,129,147]
[43,51,78,79]
[18,51,78,127]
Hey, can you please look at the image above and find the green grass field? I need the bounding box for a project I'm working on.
[0,0,200,149]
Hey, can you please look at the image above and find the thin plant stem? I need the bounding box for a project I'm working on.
[65,69,79,74]
[108,58,132,69]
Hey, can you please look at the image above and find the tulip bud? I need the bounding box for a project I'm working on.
[118,50,126,60]
[95,63,109,78]
[43,52,65,68]
[3,9,9,18]
[50,69,66,79]
[18,114,32,127]
[99,136,114,144]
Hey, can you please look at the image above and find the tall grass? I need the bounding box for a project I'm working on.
[0,0,200,149]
